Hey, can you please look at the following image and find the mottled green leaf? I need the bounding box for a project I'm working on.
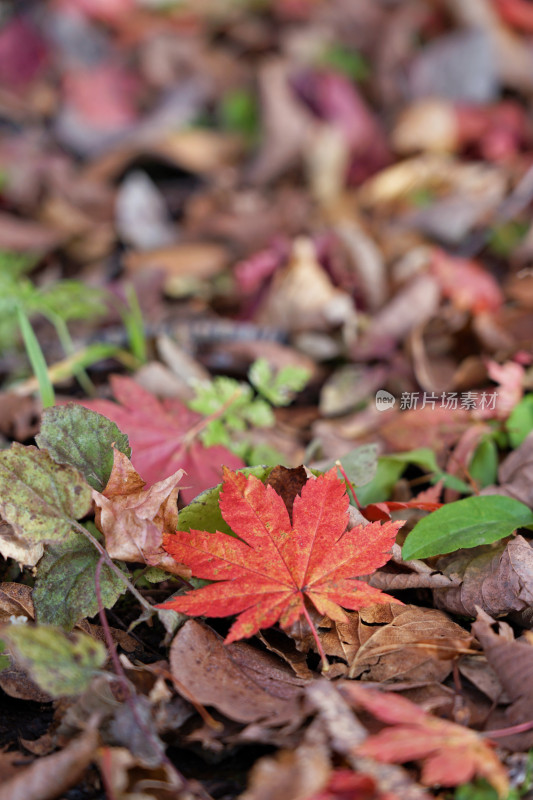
[402,495,533,560]
[324,444,379,488]
[33,532,126,631]
[2,623,106,697]
[0,443,92,543]
[178,465,273,535]
[36,404,131,491]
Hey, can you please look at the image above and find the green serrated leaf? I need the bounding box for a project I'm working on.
[2,623,106,697]
[36,404,131,491]
[178,465,273,535]
[506,393,533,449]
[33,533,126,631]
[402,495,533,560]
[0,443,92,544]
[249,358,310,406]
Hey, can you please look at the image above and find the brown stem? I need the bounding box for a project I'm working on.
[94,558,189,789]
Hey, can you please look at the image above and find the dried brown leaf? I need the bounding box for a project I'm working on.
[0,725,98,800]
[170,620,306,726]
[434,536,533,617]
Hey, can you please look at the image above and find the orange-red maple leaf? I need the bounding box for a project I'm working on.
[157,468,403,643]
[343,684,509,798]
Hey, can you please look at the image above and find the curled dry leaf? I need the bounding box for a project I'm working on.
[97,747,188,800]
[473,609,533,750]
[433,535,533,617]
[158,468,403,644]
[93,447,189,577]
[256,237,357,337]
[347,604,473,683]
[240,741,331,800]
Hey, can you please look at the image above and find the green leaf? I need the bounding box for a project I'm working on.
[249,358,310,406]
[354,448,473,506]
[2,623,106,697]
[0,640,9,671]
[319,44,370,82]
[324,444,379,488]
[355,459,406,506]
[16,305,55,408]
[219,88,259,140]
[36,404,131,492]
[402,495,533,560]
[469,437,498,489]
[178,465,273,535]
[0,443,92,544]
[33,532,126,631]
[506,393,533,449]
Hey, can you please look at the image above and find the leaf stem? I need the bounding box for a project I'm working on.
[72,519,155,617]
[335,460,361,509]
[301,601,330,673]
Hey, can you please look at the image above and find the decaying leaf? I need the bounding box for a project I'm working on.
[434,535,533,617]
[347,604,473,682]
[158,468,403,643]
[343,683,509,797]
[93,447,188,576]
[2,623,106,698]
[473,609,533,750]
[240,741,331,800]
[0,443,92,546]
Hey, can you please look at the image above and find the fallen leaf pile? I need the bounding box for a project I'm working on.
[3,0,533,797]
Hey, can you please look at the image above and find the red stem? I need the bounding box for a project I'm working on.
[335,460,361,509]
[301,600,330,673]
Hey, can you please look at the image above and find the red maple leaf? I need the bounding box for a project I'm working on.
[157,468,403,651]
[343,684,508,797]
[81,375,244,503]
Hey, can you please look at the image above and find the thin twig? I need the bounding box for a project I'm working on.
[73,519,155,616]
[94,558,192,792]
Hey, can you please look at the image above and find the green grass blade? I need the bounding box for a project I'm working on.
[16,305,55,408]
